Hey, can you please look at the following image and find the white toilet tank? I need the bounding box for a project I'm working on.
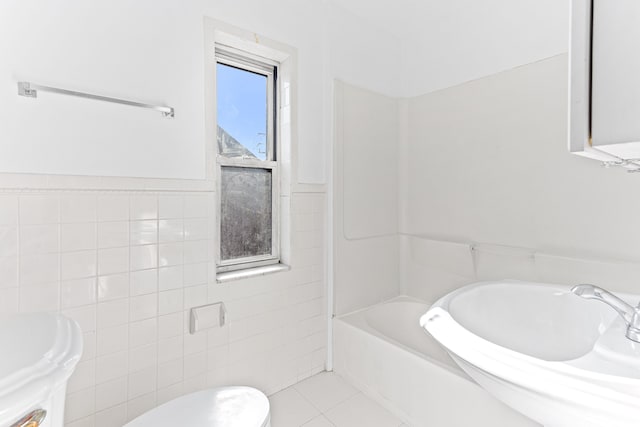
[0,313,83,427]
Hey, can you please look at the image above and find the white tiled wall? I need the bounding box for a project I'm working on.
[0,189,326,426]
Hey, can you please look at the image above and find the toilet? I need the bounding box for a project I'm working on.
[0,312,83,427]
[124,386,271,427]
[0,312,269,427]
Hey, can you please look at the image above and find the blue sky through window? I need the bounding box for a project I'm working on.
[216,63,268,160]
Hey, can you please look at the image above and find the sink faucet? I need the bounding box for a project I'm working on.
[571,284,640,343]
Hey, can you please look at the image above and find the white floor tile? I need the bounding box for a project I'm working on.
[294,372,359,412]
[302,415,336,427]
[324,393,403,427]
[270,387,320,427]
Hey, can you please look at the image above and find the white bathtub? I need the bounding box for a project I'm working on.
[333,296,540,427]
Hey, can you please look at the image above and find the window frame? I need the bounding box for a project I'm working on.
[215,45,281,273]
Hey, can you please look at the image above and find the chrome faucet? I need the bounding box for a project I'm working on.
[571,284,640,343]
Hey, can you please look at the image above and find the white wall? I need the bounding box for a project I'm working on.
[0,0,208,179]
[401,54,640,300]
[333,81,400,315]
[0,0,405,185]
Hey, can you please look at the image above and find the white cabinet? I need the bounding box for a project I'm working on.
[570,0,640,170]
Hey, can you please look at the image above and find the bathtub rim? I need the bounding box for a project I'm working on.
[335,294,471,381]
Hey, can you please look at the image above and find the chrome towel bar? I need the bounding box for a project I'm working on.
[17,81,174,118]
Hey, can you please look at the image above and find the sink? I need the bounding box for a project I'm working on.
[421,280,640,427]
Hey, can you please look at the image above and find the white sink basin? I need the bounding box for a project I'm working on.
[421,280,640,427]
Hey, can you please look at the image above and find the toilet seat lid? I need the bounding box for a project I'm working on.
[125,387,270,427]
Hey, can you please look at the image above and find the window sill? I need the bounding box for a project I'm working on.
[216,263,290,283]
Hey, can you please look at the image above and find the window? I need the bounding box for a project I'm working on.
[216,46,280,272]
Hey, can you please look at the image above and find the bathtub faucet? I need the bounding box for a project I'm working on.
[571,284,640,343]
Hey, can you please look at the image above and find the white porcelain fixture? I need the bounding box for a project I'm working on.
[124,386,270,427]
[334,296,536,426]
[421,280,640,427]
[0,313,82,427]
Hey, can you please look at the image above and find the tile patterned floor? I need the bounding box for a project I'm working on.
[269,372,408,427]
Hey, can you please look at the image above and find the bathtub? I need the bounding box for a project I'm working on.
[333,296,540,427]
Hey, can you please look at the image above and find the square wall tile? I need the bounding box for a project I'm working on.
[98,247,129,276]
[184,240,208,264]
[63,305,97,333]
[127,391,157,422]
[130,293,158,322]
[95,376,127,412]
[20,253,58,285]
[159,265,183,291]
[158,219,184,243]
[130,220,158,246]
[183,262,207,287]
[19,283,59,312]
[60,195,97,223]
[20,224,59,255]
[0,287,18,313]
[183,195,208,218]
[129,317,157,348]
[157,382,183,406]
[19,195,59,225]
[158,242,183,267]
[183,284,207,309]
[0,195,18,225]
[97,274,129,302]
[96,324,129,355]
[65,387,95,422]
[131,245,158,271]
[158,312,183,339]
[158,289,183,315]
[131,269,157,296]
[128,367,157,399]
[97,195,129,222]
[159,195,183,219]
[131,196,158,220]
[61,278,97,309]
[0,226,17,258]
[158,335,183,363]
[97,221,129,249]
[184,219,207,241]
[96,351,128,384]
[129,343,158,373]
[158,358,183,388]
[0,257,17,288]
[67,359,95,393]
[94,404,127,427]
[61,250,97,280]
[183,351,207,379]
[97,299,129,329]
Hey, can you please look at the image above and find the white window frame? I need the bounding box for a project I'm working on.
[215,45,281,273]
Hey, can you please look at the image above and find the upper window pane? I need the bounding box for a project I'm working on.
[216,62,268,161]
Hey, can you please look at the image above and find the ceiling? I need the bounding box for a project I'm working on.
[329,0,570,96]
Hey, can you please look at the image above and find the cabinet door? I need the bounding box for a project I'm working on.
[569,0,640,166]
[591,0,640,157]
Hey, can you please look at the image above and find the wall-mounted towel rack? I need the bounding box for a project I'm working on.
[17,81,175,118]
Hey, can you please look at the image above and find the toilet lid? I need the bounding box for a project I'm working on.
[125,387,270,427]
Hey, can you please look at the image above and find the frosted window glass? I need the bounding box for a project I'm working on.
[220,167,272,261]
